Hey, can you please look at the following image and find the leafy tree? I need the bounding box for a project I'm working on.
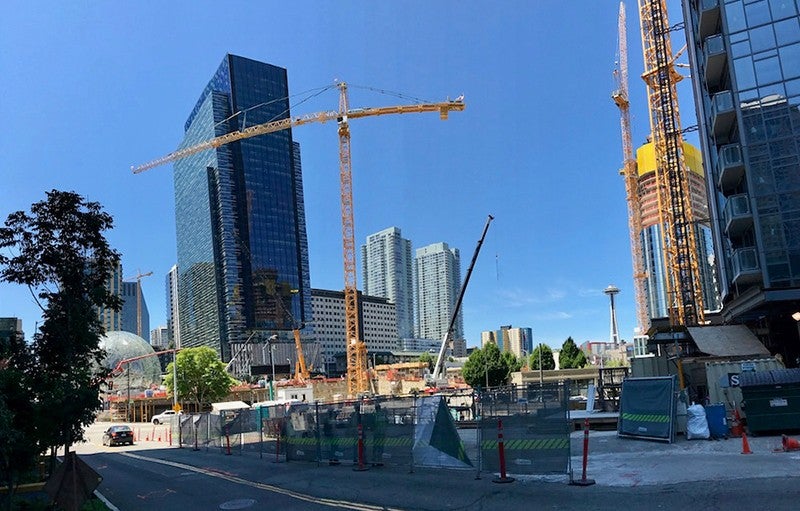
[529,343,555,370]
[419,351,434,372]
[501,350,522,381]
[559,336,587,369]
[462,343,510,389]
[0,190,121,484]
[165,347,236,410]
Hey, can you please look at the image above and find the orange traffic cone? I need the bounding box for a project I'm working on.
[730,409,743,438]
[782,435,800,451]
[741,431,753,454]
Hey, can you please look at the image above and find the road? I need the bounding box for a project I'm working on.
[74,422,800,510]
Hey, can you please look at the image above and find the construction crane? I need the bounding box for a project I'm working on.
[133,82,465,396]
[125,270,153,338]
[272,287,311,384]
[638,0,704,326]
[612,2,649,335]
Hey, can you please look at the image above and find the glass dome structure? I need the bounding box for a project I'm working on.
[99,330,162,393]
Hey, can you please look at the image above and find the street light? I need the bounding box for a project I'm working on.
[268,334,277,400]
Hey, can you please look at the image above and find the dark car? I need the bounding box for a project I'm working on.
[102,425,134,447]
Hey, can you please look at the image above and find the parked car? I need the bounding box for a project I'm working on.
[102,425,134,447]
[151,410,181,425]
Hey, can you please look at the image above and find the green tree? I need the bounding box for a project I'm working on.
[501,350,523,381]
[165,347,236,410]
[0,190,121,489]
[419,351,434,372]
[559,336,587,369]
[529,343,555,370]
[461,343,509,389]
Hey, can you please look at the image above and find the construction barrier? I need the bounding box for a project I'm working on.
[479,382,572,476]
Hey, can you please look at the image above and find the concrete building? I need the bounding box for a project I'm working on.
[0,317,23,344]
[173,54,311,361]
[165,265,181,349]
[361,227,414,339]
[636,141,721,320]
[683,1,800,364]
[414,242,463,341]
[312,288,398,375]
[480,325,533,359]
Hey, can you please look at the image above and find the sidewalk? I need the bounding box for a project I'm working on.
[571,429,800,487]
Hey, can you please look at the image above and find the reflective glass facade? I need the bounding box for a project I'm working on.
[685,0,800,361]
[174,55,310,361]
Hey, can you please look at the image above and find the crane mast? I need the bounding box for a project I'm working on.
[133,83,465,396]
[612,1,649,334]
[638,0,704,326]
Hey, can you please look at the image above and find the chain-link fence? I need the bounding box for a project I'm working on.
[171,384,572,478]
[478,382,572,476]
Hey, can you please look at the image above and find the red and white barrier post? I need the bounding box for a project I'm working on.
[570,418,595,486]
[492,419,514,484]
[353,423,369,471]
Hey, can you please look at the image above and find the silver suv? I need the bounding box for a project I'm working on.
[151,410,180,425]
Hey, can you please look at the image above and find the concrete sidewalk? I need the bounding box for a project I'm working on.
[569,429,800,487]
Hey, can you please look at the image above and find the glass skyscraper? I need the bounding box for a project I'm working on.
[121,281,150,340]
[361,227,414,339]
[684,0,800,362]
[174,54,311,361]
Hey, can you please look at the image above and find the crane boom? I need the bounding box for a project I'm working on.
[612,2,649,334]
[638,0,704,326]
[133,83,465,396]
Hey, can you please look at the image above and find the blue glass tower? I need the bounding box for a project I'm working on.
[174,54,311,361]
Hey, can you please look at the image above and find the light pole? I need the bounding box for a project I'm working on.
[172,349,178,410]
[287,358,292,380]
[268,335,277,400]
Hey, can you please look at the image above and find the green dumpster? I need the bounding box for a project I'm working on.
[740,369,800,434]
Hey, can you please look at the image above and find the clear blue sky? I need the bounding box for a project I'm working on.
[0,1,699,349]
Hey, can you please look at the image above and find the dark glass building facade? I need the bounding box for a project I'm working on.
[174,54,311,361]
[684,0,800,363]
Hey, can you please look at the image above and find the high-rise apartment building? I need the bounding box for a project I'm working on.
[636,141,721,319]
[150,325,168,349]
[311,289,398,374]
[121,281,150,340]
[361,227,414,339]
[173,54,311,361]
[165,265,181,349]
[414,242,463,341]
[480,325,533,359]
[684,1,800,363]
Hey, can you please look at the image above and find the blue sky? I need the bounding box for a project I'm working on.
[0,1,699,349]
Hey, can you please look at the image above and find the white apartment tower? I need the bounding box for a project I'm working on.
[361,227,414,339]
[414,242,463,341]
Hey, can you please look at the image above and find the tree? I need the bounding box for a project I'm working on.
[559,337,587,369]
[501,350,522,381]
[461,343,512,389]
[529,343,555,370]
[418,351,434,372]
[0,190,121,484]
[165,347,236,410]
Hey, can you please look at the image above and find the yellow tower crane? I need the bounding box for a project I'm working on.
[612,1,649,334]
[125,270,152,338]
[133,83,465,396]
[638,0,705,327]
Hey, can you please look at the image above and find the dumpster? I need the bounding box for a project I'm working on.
[704,403,727,438]
[740,369,800,434]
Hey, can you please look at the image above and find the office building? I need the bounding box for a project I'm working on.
[150,326,168,349]
[684,1,800,363]
[414,242,463,341]
[637,141,721,319]
[361,227,414,338]
[121,281,150,341]
[0,317,23,344]
[312,288,398,375]
[173,54,311,361]
[166,265,181,349]
[98,262,123,332]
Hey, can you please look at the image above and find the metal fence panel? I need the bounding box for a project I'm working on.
[480,383,571,475]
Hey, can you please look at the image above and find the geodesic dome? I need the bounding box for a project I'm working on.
[99,330,162,393]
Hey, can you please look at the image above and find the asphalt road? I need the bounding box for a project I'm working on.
[73,422,800,511]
